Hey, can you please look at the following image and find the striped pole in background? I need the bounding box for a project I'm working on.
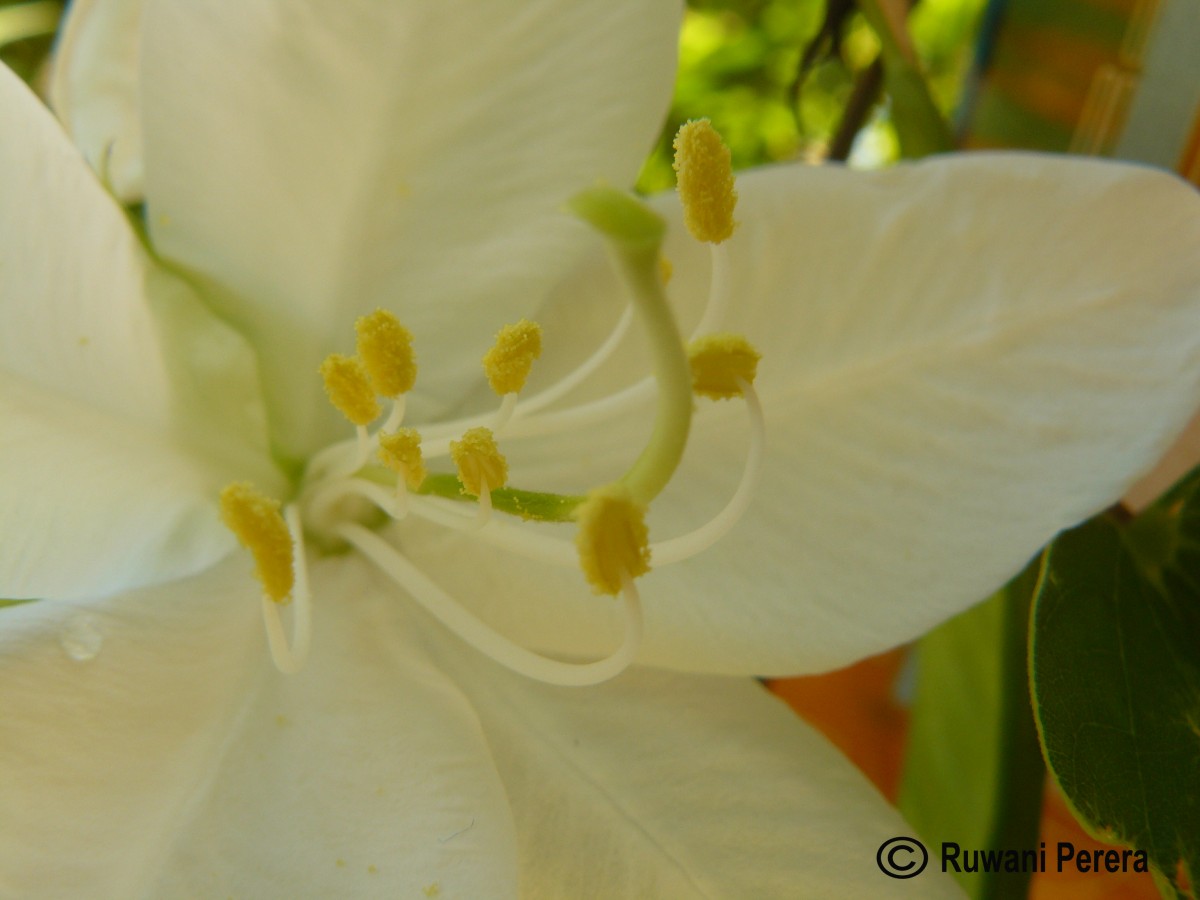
[959,0,1200,185]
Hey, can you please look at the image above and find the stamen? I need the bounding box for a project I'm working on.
[416,304,635,453]
[378,427,426,518]
[653,377,765,564]
[450,427,508,497]
[688,333,761,399]
[339,522,643,686]
[356,309,417,398]
[483,319,542,396]
[219,482,294,603]
[260,506,312,674]
[574,484,651,595]
[320,353,381,427]
[515,305,634,417]
[673,119,738,245]
[378,428,427,490]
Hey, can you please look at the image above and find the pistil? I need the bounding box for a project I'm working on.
[218,122,763,681]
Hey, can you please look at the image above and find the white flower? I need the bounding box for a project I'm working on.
[2,1,1199,897]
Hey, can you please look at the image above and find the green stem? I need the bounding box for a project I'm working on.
[607,242,693,505]
[568,186,694,505]
[983,561,1046,900]
[358,467,584,523]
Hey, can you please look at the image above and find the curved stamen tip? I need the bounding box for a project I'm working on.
[483,319,542,395]
[688,333,761,400]
[219,482,294,603]
[450,427,508,497]
[378,427,427,490]
[261,505,312,675]
[575,484,651,595]
[320,353,381,426]
[673,119,738,244]
[356,308,417,398]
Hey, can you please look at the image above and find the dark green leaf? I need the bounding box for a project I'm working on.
[1031,478,1200,895]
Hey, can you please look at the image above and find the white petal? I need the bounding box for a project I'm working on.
[0,66,278,600]
[434,636,963,898]
[139,0,682,457]
[0,556,518,899]
[49,0,146,201]
[1,378,232,600]
[399,155,1200,676]
[637,157,1200,674]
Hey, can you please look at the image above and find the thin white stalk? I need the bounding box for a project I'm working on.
[407,496,577,567]
[692,241,731,336]
[652,378,764,564]
[491,393,519,434]
[381,395,407,433]
[340,523,642,686]
[515,304,635,416]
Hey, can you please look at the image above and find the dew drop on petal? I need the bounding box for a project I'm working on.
[60,614,103,662]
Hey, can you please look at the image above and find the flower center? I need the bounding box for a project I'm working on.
[220,121,766,682]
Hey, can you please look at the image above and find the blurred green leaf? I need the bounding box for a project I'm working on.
[1031,472,1200,896]
[0,0,61,85]
[857,0,954,157]
[900,563,1044,899]
[638,0,984,190]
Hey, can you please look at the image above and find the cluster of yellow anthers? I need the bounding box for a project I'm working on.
[220,119,764,684]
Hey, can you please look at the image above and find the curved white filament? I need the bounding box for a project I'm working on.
[692,242,731,337]
[381,395,407,434]
[339,523,642,686]
[418,304,637,458]
[491,393,519,434]
[307,397,407,482]
[652,378,764,564]
[514,304,635,416]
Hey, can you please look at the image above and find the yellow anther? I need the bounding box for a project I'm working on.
[688,333,762,400]
[355,309,417,398]
[574,484,651,596]
[219,482,294,603]
[672,119,737,244]
[378,428,427,489]
[659,255,673,285]
[320,353,380,426]
[482,319,542,395]
[450,427,508,497]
